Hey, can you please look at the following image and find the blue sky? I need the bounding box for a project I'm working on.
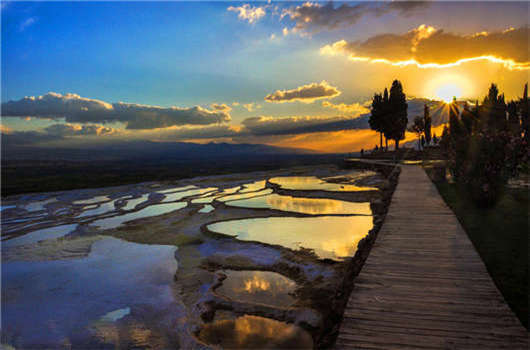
[1,1,528,152]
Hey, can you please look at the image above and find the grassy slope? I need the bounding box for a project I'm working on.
[433,181,528,329]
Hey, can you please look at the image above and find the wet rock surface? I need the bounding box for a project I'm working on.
[1,164,397,349]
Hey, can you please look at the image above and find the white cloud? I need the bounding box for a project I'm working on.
[19,17,37,32]
[227,4,266,24]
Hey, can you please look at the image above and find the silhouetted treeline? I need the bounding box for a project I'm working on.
[369,80,408,150]
[440,83,528,206]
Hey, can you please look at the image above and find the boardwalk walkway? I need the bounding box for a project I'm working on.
[336,165,528,349]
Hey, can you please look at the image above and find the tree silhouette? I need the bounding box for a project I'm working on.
[369,93,384,149]
[423,104,431,145]
[386,80,408,150]
[521,83,528,143]
[410,116,425,150]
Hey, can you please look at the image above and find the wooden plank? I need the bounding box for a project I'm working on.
[335,165,528,349]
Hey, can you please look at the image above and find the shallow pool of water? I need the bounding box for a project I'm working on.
[161,187,217,203]
[122,193,150,211]
[24,198,57,212]
[215,270,297,308]
[207,216,373,260]
[91,202,187,229]
[157,185,197,194]
[1,237,179,349]
[198,314,313,349]
[269,176,377,192]
[225,194,371,215]
[73,196,110,205]
[2,224,78,248]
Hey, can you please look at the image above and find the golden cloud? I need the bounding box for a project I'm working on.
[320,25,530,70]
[265,81,341,103]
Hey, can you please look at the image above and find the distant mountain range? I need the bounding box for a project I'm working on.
[2,140,317,162]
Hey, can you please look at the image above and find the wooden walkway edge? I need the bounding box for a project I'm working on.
[335,165,528,349]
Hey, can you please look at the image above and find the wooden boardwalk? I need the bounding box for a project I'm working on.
[336,165,528,349]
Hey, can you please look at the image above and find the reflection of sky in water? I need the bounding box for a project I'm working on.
[91,202,187,229]
[122,193,150,211]
[198,315,313,349]
[198,204,215,213]
[208,216,373,260]
[99,307,131,322]
[73,196,110,205]
[161,187,217,203]
[24,198,57,212]
[239,180,266,193]
[190,186,240,204]
[156,185,197,194]
[76,198,123,218]
[226,194,371,215]
[269,176,377,192]
[217,189,273,202]
[2,237,178,349]
[3,224,78,248]
[216,270,296,308]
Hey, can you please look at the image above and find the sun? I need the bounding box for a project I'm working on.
[435,83,462,103]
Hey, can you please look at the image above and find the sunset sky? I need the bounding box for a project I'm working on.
[2,1,528,152]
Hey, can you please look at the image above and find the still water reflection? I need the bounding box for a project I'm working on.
[207,216,373,260]
[91,202,187,229]
[2,237,178,348]
[269,176,377,192]
[198,315,313,349]
[226,194,371,215]
[3,224,78,248]
[216,270,296,308]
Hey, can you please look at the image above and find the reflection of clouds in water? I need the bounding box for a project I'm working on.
[269,176,377,191]
[227,193,371,215]
[199,315,313,349]
[243,275,271,293]
[217,271,296,308]
[207,216,373,260]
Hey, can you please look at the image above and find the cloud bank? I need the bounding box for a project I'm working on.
[322,101,370,115]
[321,25,530,70]
[264,81,341,103]
[1,92,232,129]
[242,115,368,136]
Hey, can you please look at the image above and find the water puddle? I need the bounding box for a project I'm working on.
[161,187,217,203]
[199,205,215,213]
[207,216,373,260]
[239,180,266,193]
[157,185,197,194]
[2,237,179,348]
[217,189,273,203]
[91,202,187,229]
[215,270,296,308]
[76,199,121,218]
[122,194,150,211]
[24,198,57,212]
[226,194,371,215]
[269,176,377,192]
[198,315,313,349]
[73,196,110,205]
[189,186,241,204]
[2,224,78,248]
